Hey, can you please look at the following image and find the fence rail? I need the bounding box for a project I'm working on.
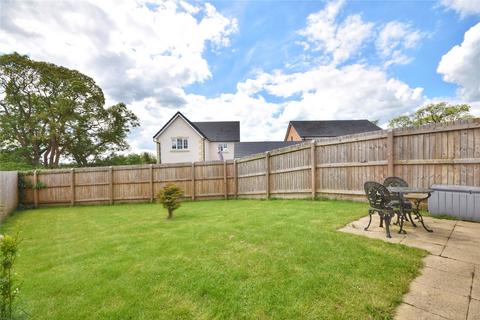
[22,118,480,207]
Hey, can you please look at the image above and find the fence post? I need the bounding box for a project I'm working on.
[311,141,316,200]
[70,168,75,206]
[233,160,238,199]
[223,161,228,200]
[109,166,114,205]
[265,152,270,199]
[387,130,394,177]
[149,164,154,203]
[191,162,195,201]
[33,169,38,208]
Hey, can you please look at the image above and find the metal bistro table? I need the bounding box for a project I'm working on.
[387,186,434,233]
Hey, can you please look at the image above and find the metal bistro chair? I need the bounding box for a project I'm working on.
[383,177,416,229]
[364,181,401,238]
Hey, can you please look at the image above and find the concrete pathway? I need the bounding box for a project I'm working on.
[340,215,480,320]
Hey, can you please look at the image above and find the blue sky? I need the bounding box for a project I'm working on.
[1,0,479,151]
[189,0,477,99]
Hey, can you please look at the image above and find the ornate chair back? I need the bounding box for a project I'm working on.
[383,176,408,188]
[383,177,408,202]
[364,181,391,210]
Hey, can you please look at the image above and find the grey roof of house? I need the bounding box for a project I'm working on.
[289,120,381,138]
[234,141,302,158]
[193,121,240,142]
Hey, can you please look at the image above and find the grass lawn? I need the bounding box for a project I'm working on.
[1,200,425,319]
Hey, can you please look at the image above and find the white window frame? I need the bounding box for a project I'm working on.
[218,143,228,153]
[171,137,189,151]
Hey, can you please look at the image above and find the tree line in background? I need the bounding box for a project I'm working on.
[0,151,157,171]
[387,102,473,128]
[0,53,475,172]
[0,53,145,171]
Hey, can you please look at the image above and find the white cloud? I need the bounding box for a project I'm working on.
[0,0,238,104]
[298,0,424,68]
[376,21,424,66]
[441,0,480,17]
[298,0,374,65]
[437,23,480,101]
[238,64,423,129]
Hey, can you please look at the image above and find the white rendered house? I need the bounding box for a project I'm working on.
[152,111,240,164]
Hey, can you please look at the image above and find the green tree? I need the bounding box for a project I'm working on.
[156,184,184,219]
[388,102,473,128]
[0,53,139,167]
[0,150,35,171]
[92,152,157,166]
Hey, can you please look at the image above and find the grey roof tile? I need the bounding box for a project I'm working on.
[290,120,381,138]
[193,121,240,142]
[234,141,301,158]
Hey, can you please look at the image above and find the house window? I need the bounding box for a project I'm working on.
[171,137,188,150]
[218,143,228,153]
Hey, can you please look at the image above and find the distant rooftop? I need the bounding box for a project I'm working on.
[234,141,302,158]
[193,121,240,142]
[289,120,381,139]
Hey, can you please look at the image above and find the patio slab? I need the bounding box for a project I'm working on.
[395,303,448,320]
[402,281,469,320]
[451,225,480,241]
[413,266,472,297]
[340,214,480,320]
[423,255,474,278]
[400,238,445,255]
[468,299,480,320]
[473,266,480,301]
[441,243,480,265]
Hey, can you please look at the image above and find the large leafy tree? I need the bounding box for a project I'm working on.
[388,102,473,128]
[0,53,139,167]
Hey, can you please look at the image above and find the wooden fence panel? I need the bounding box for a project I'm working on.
[113,166,151,202]
[392,121,480,191]
[153,164,192,198]
[269,146,311,196]
[23,174,34,204]
[19,118,480,206]
[37,170,72,204]
[74,168,109,204]
[194,162,225,198]
[237,157,266,196]
[315,130,388,197]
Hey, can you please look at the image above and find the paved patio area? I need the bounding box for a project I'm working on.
[340,215,480,320]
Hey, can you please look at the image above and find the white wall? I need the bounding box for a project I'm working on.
[0,171,18,221]
[156,117,204,163]
[207,141,235,161]
[204,140,210,161]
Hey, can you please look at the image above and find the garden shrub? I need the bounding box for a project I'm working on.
[0,234,20,320]
[156,184,184,219]
[17,172,46,209]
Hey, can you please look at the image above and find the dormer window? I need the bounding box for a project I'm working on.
[171,137,188,150]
